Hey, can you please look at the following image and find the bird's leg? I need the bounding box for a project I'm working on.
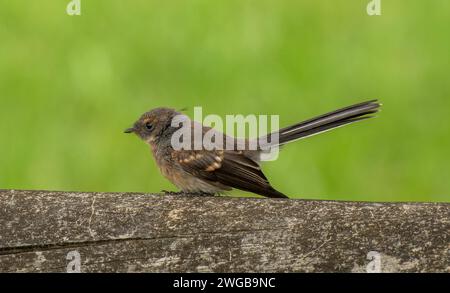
[161,190,185,195]
[161,190,216,197]
[189,191,216,197]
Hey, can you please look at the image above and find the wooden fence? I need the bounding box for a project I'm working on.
[0,189,448,272]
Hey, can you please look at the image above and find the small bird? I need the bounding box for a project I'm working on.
[125,100,380,198]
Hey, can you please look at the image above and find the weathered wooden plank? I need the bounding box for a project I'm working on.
[0,189,448,272]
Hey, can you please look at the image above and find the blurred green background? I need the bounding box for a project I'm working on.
[0,1,449,202]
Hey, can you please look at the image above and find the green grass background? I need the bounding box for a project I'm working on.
[0,1,449,202]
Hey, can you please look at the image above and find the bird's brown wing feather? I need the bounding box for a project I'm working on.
[172,150,287,198]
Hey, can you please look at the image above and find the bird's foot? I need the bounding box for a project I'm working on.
[161,190,216,197]
[161,190,184,195]
[188,191,216,197]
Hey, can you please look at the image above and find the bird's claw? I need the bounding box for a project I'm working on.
[161,190,216,197]
[161,190,183,195]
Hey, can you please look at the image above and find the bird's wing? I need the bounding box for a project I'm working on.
[172,149,287,198]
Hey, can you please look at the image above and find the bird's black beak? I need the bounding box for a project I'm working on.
[124,127,135,134]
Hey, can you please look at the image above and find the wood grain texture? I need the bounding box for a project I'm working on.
[0,189,448,272]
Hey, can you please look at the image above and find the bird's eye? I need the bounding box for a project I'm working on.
[145,122,153,130]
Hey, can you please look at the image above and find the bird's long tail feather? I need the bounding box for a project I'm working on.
[263,100,381,146]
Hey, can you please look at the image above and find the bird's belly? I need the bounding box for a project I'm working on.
[150,144,225,194]
[158,162,223,193]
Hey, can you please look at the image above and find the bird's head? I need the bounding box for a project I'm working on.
[124,107,185,144]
